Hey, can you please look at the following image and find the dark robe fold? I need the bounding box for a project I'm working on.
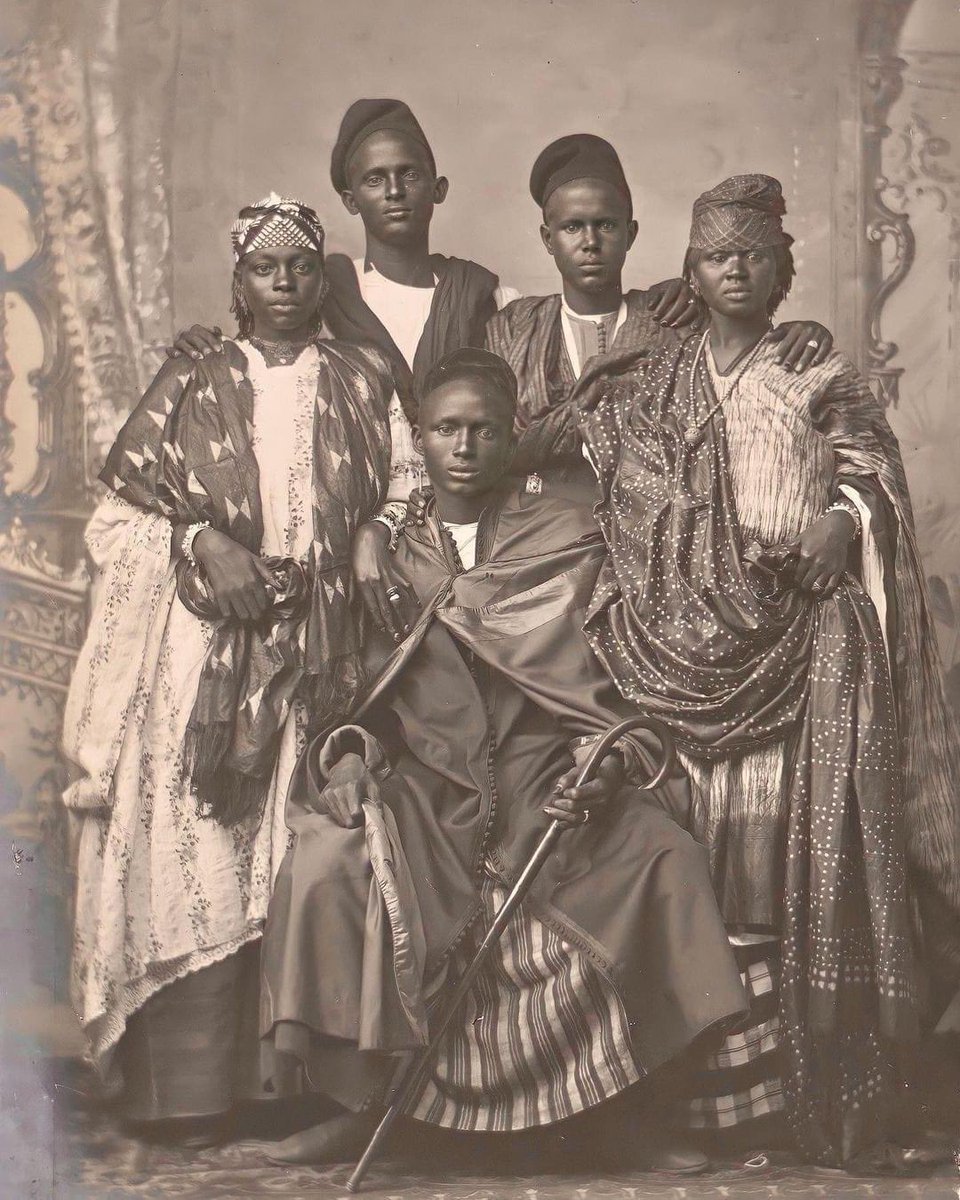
[324,253,500,422]
[260,487,748,1122]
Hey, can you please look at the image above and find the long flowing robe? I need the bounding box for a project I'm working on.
[61,340,391,1076]
[261,487,748,1130]
[579,335,960,1163]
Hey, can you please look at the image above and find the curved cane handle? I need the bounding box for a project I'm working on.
[572,715,676,794]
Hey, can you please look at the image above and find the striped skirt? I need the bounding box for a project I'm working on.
[409,869,640,1131]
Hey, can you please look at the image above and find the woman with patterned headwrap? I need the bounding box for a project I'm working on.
[578,175,960,1167]
[61,194,393,1143]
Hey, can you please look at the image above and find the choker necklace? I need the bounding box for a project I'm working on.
[249,335,313,368]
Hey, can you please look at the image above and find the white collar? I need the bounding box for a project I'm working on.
[354,258,438,289]
[559,296,629,377]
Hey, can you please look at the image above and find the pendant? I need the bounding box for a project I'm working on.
[682,427,704,450]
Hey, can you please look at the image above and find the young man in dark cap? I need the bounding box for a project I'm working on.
[486,134,833,486]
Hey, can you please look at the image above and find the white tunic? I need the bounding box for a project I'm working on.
[353,259,520,504]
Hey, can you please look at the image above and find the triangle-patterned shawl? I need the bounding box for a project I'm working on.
[99,339,392,824]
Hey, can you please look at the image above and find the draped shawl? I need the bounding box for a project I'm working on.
[99,339,392,823]
[579,336,960,1163]
[323,253,499,423]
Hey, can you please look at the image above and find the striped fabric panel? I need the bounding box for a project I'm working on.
[409,872,639,1131]
[679,940,785,1130]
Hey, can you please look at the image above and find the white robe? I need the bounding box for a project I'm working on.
[62,343,320,1072]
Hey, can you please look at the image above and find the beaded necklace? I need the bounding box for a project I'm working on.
[681,328,770,451]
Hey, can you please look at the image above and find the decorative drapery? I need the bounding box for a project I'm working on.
[0,0,179,1056]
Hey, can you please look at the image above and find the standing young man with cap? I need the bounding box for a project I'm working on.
[486,134,834,487]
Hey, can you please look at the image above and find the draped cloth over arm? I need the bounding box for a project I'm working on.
[578,339,960,1164]
[98,339,392,823]
[61,494,176,813]
[324,253,499,423]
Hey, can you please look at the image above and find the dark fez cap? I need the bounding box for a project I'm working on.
[330,99,435,192]
[529,134,632,212]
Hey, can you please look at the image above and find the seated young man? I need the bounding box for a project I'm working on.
[259,348,748,1172]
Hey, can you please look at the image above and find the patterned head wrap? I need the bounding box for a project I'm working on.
[230,193,325,262]
[530,134,632,214]
[688,174,794,253]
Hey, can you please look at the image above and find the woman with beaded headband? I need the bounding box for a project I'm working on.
[578,175,960,1168]
[62,194,393,1144]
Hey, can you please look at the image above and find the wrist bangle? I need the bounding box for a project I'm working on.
[181,521,211,565]
[372,510,404,552]
[824,500,860,537]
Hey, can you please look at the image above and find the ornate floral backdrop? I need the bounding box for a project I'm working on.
[0,0,178,1127]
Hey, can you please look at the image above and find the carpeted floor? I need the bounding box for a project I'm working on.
[31,1058,960,1200]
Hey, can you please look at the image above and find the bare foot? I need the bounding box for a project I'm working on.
[265,1112,378,1164]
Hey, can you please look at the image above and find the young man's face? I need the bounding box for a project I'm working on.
[540,178,638,297]
[413,378,516,507]
[341,130,448,246]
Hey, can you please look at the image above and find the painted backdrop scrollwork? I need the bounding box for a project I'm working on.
[0,0,178,1041]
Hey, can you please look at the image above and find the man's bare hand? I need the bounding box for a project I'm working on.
[314,752,368,828]
[544,751,625,827]
[647,278,701,329]
[766,322,832,373]
[166,324,224,361]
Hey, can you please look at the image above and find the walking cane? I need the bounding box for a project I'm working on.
[345,714,676,1192]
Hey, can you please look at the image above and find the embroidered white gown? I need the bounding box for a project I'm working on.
[64,343,320,1073]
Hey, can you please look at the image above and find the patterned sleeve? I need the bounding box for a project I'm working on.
[808,354,906,493]
[483,304,513,357]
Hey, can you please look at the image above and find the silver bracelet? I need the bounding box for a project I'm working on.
[824,499,861,537]
[181,521,211,565]
[371,510,404,553]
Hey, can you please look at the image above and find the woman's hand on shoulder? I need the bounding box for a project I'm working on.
[166,324,224,361]
[351,522,417,641]
[191,528,276,621]
[766,322,832,373]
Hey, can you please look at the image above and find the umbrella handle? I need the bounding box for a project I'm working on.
[573,714,676,793]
